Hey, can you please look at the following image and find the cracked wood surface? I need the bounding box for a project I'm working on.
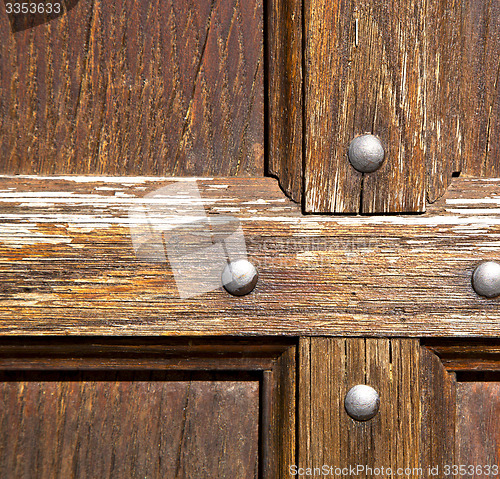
[267,0,303,203]
[0,0,263,177]
[303,0,500,213]
[0,175,500,336]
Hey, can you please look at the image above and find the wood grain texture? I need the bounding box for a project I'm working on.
[456,381,500,474]
[267,0,303,203]
[304,0,426,213]
[298,338,420,477]
[1,176,500,336]
[459,0,500,182]
[0,338,296,479]
[425,0,500,203]
[0,372,259,479]
[424,340,500,371]
[262,342,296,479]
[424,0,464,203]
[420,346,456,478]
[303,0,500,212]
[0,0,263,176]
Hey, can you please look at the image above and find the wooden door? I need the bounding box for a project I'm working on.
[0,0,499,478]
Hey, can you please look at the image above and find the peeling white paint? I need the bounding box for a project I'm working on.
[0,224,71,247]
[446,198,500,204]
[0,175,213,183]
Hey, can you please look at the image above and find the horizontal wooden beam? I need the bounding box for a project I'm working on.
[1,175,500,337]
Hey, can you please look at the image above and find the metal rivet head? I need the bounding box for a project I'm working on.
[472,261,500,298]
[344,385,380,421]
[222,259,258,296]
[348,135,385,173]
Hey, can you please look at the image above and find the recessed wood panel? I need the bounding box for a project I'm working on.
[0,371,259,479]
[0,0,263,177]
[456,381,500,476]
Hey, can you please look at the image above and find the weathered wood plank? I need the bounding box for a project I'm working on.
[1,176,500,336]
[267,0,303,203]
[304,0,425,213]
[460,0,500,181]
[425,0,500,203]
[298,338,421,476]
[424,339,500,371]
[424,0,463,203]
[263,342,296,479]
[0,0,263,177]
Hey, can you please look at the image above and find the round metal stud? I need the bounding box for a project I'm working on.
[221,259,258,296]
[344,385,380,421]
[348,134,385,173]
[472,261,500,298]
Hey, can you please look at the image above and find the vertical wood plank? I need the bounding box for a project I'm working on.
[264,344,296,479]
[424,0,464,203]
[420,347,456,478]
[267,0,303,203]
[304,0,425,213]
[304,0,362,213]
[299,338,421,477]
[460,0,500,180]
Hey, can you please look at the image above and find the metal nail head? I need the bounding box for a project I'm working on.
[348,134,385,173]
[472,261,500,298]
[345,385,380,421]
[222,259,258,296]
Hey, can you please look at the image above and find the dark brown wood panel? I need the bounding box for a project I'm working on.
[304,0,426,213]
[298,338,420,473]
[1,176,500,336]
[0,338,296,479]
[460,0,500,181]
[0,0,263,176]
[456,381,500,474]
[0,371,259,479]
[267,0,303,203]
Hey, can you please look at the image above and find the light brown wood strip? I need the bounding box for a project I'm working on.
[304,0,361,213]
[0,0,263,177]
[0,176,500,336]
[267,0,303,203]
[0,372,259,479]
[304,0,425,213]
[425,0,500,203]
